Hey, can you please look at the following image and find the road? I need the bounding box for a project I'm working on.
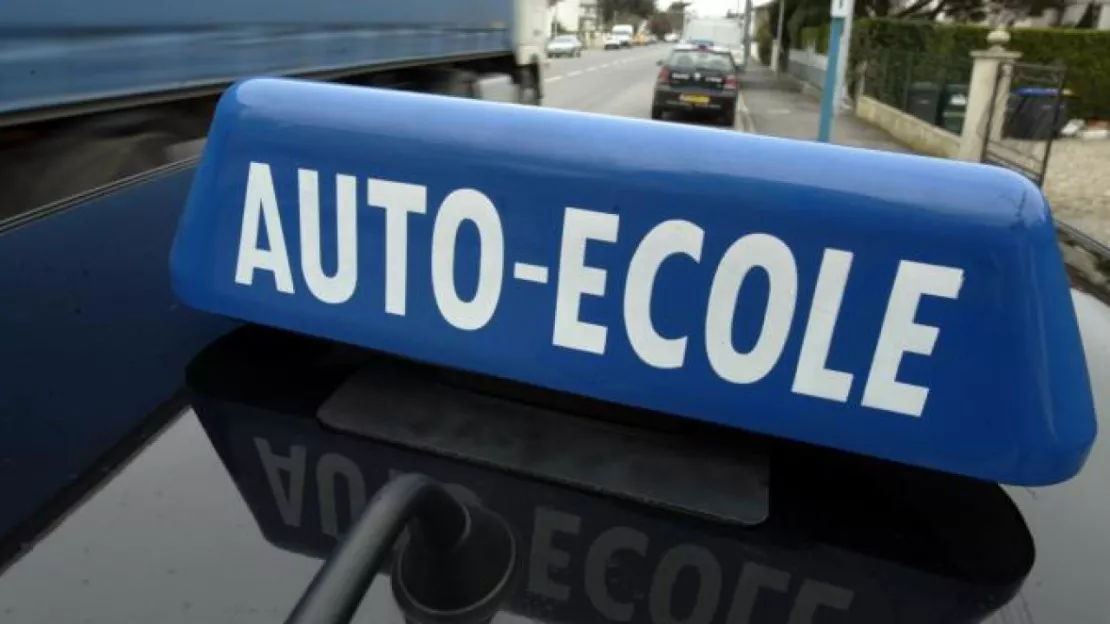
[543,45,744,130]
[543,46,668,119]
[166,45,735,162]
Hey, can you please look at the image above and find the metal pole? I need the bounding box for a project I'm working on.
[772,0,787,73]
[816,18,844,142]
[834,1,856,113]
[742,0,753,69]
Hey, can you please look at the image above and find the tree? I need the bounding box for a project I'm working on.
[660,1,690,33]
[598,0,657,25]
[648,14,675,36]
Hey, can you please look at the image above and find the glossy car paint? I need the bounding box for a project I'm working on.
[0,85,1106,624]
[0,297,1106,622]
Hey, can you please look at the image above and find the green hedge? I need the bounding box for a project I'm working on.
[756,23,774,66]
[799,24,831,53]
[851,18,1110,120]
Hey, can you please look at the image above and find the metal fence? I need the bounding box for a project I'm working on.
[980,60,1068,186]
[859,50,973,136]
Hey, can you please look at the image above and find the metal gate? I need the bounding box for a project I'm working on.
[980,60,1067,186]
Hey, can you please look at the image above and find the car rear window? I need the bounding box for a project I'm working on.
[667,51,735,72]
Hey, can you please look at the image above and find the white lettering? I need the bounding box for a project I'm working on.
[236,162,295,293]
[786,580,855,624]
[254,438,306,528]
[649,544,721,624]
[528,507,581,601]
[792,249,854,402]
[862,261,964,417]
[554,208,619,355]
[431,189,505,331]
[725,562,790,624]
[705,233,798,385]
[368,179,427,316]
[317,452,368,538]
[625,220,705,369]
[298,169,358,304]
[585,527,648,621]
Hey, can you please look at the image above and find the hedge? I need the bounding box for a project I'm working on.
[800,24,831,53]
[756,23,774,66]
[850,18,1110,120]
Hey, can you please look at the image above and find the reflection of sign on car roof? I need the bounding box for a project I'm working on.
[185,329,1036,624]
[194,390,856,624]
[171,78,1096,486]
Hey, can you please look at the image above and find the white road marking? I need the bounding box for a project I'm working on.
[545,49,663,84]
[736,91,756,133]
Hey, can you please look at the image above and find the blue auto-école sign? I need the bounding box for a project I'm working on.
[170,77,1097,486]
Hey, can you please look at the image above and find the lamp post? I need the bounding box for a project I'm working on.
[772,0,786,73]
[740,0,753,69]
[816,0,854,142]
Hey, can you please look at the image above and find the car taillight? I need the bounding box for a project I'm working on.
[657,68,670,84]
[724,75,737,90]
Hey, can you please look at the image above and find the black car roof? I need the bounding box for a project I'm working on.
[0,324,1059,624]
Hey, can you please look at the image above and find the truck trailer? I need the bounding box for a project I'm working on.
[0,0,549,218]
[681,17,745,51]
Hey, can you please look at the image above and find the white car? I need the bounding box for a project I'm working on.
[603,35,622,50]
[545,35,582,58]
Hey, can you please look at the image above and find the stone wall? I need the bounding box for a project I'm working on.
[855,96,960,159]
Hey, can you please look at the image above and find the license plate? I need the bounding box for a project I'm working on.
[680,94,710,104]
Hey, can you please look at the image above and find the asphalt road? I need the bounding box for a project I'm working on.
[165,46,736,161]
[543,46,670,118]
[543,44,746,130]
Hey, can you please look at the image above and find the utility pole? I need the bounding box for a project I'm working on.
[772,0,786,73]
[741,0,753,70]
[817,0,854,142]
[834,0,856,114]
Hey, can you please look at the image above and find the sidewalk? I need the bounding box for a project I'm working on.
[737,65,909,154]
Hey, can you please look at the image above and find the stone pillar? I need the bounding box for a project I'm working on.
[957,29,1021,162]
[1097,2,1110,31]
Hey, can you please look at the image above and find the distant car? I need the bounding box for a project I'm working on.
[602,35,622,50]
[652,47,739,127]
[664,33,679,43]
[689,38,715,48]
[546,35,582,58]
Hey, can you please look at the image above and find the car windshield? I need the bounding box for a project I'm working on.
[552,36,575,43]
[667,51,734,72]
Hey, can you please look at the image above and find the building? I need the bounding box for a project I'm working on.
[1011,0,1110,29]
[954,0,1110,29]
[547,0,599,38]
[888,0,1109,29]
[579,0,599,34]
